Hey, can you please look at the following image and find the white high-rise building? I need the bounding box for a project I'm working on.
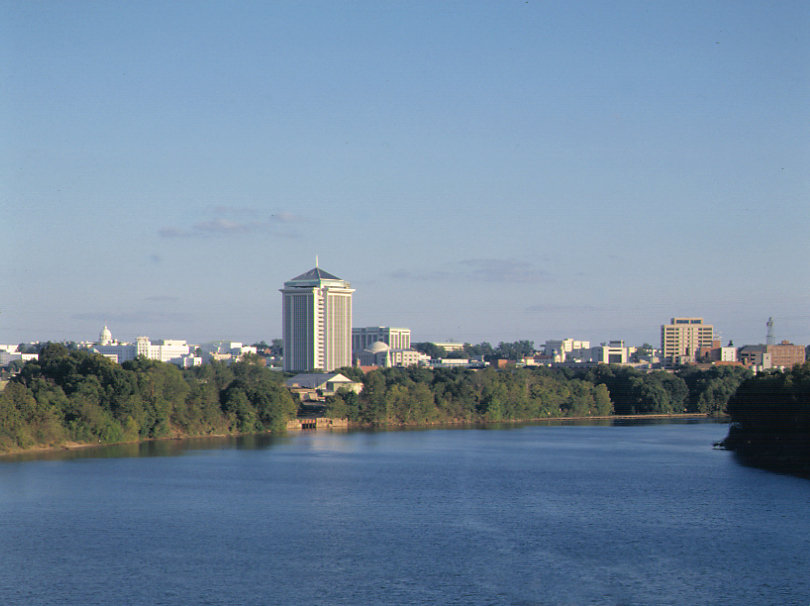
[281,265,354,372]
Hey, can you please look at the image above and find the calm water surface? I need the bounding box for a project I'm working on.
[1,420,808,605]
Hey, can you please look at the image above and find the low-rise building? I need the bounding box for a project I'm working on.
[93,343,138,363]
[716,347,737,363]
[352,327,411,356]
[285,373,363,401]
[431,341,466,354]
[698,340,738,363]
[0,350,22,367]
[767,341,806,369]
[200,341,258,363]
[355,341,425,368]
[136,337,190,362]
[543,339,591,363]
[430,357,486,369]
[739,342,806,370]
[590,340,635,365]
[522,353,554,366]
[738,345,772,370]
[550,341,637,367]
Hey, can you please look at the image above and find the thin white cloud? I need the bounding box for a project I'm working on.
[193,218,251,234]
[458,258,548,283]
[270,211,304,223]
[158,208,309,238]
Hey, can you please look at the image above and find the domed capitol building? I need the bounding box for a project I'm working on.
[355,339,423,368]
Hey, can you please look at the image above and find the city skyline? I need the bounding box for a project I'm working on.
[3,2,808,347]
[3,293,804,355]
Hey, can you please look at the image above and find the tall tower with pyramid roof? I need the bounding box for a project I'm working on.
[280,263,354,372]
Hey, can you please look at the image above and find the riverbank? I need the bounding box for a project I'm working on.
[0,430,255,458]
[1,412,720,459]
[338,412,719,430]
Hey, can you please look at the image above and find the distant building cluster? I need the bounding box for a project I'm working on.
[737,342,806,371]
[1,265,806,377]
[279,264,428,373]
[94,330,201,367]
[0,327,264,371]
[520,339,635,367]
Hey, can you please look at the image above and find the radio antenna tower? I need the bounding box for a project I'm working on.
[766,317,775,345]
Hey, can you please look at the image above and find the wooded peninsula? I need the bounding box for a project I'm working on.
[0,343,763,453]
[721,362,810,476]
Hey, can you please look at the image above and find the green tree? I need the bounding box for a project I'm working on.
[225,362,297,431]
[494,340,535,361]
[0,382,38,448]
[358,370,389,424]
[412,342,447,359]
[333,366,365,382]
[679,365,752,414]
[221,387,259,433]
[464,342,494,357]
[325,390,348,419]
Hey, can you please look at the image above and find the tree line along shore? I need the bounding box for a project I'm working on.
[720,362,810,476]
[0,342,792,454]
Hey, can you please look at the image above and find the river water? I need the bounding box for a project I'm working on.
[1,420,808,605]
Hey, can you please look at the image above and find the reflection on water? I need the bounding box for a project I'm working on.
[0,433,290,463]
[1,417,727,463]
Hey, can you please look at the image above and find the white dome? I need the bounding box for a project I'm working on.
[99,325,113,345]
[364,341,391,354]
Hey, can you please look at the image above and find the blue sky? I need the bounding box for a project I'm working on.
[2,1,809,347]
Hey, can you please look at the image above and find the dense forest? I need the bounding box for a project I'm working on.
[1,343,755,452]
